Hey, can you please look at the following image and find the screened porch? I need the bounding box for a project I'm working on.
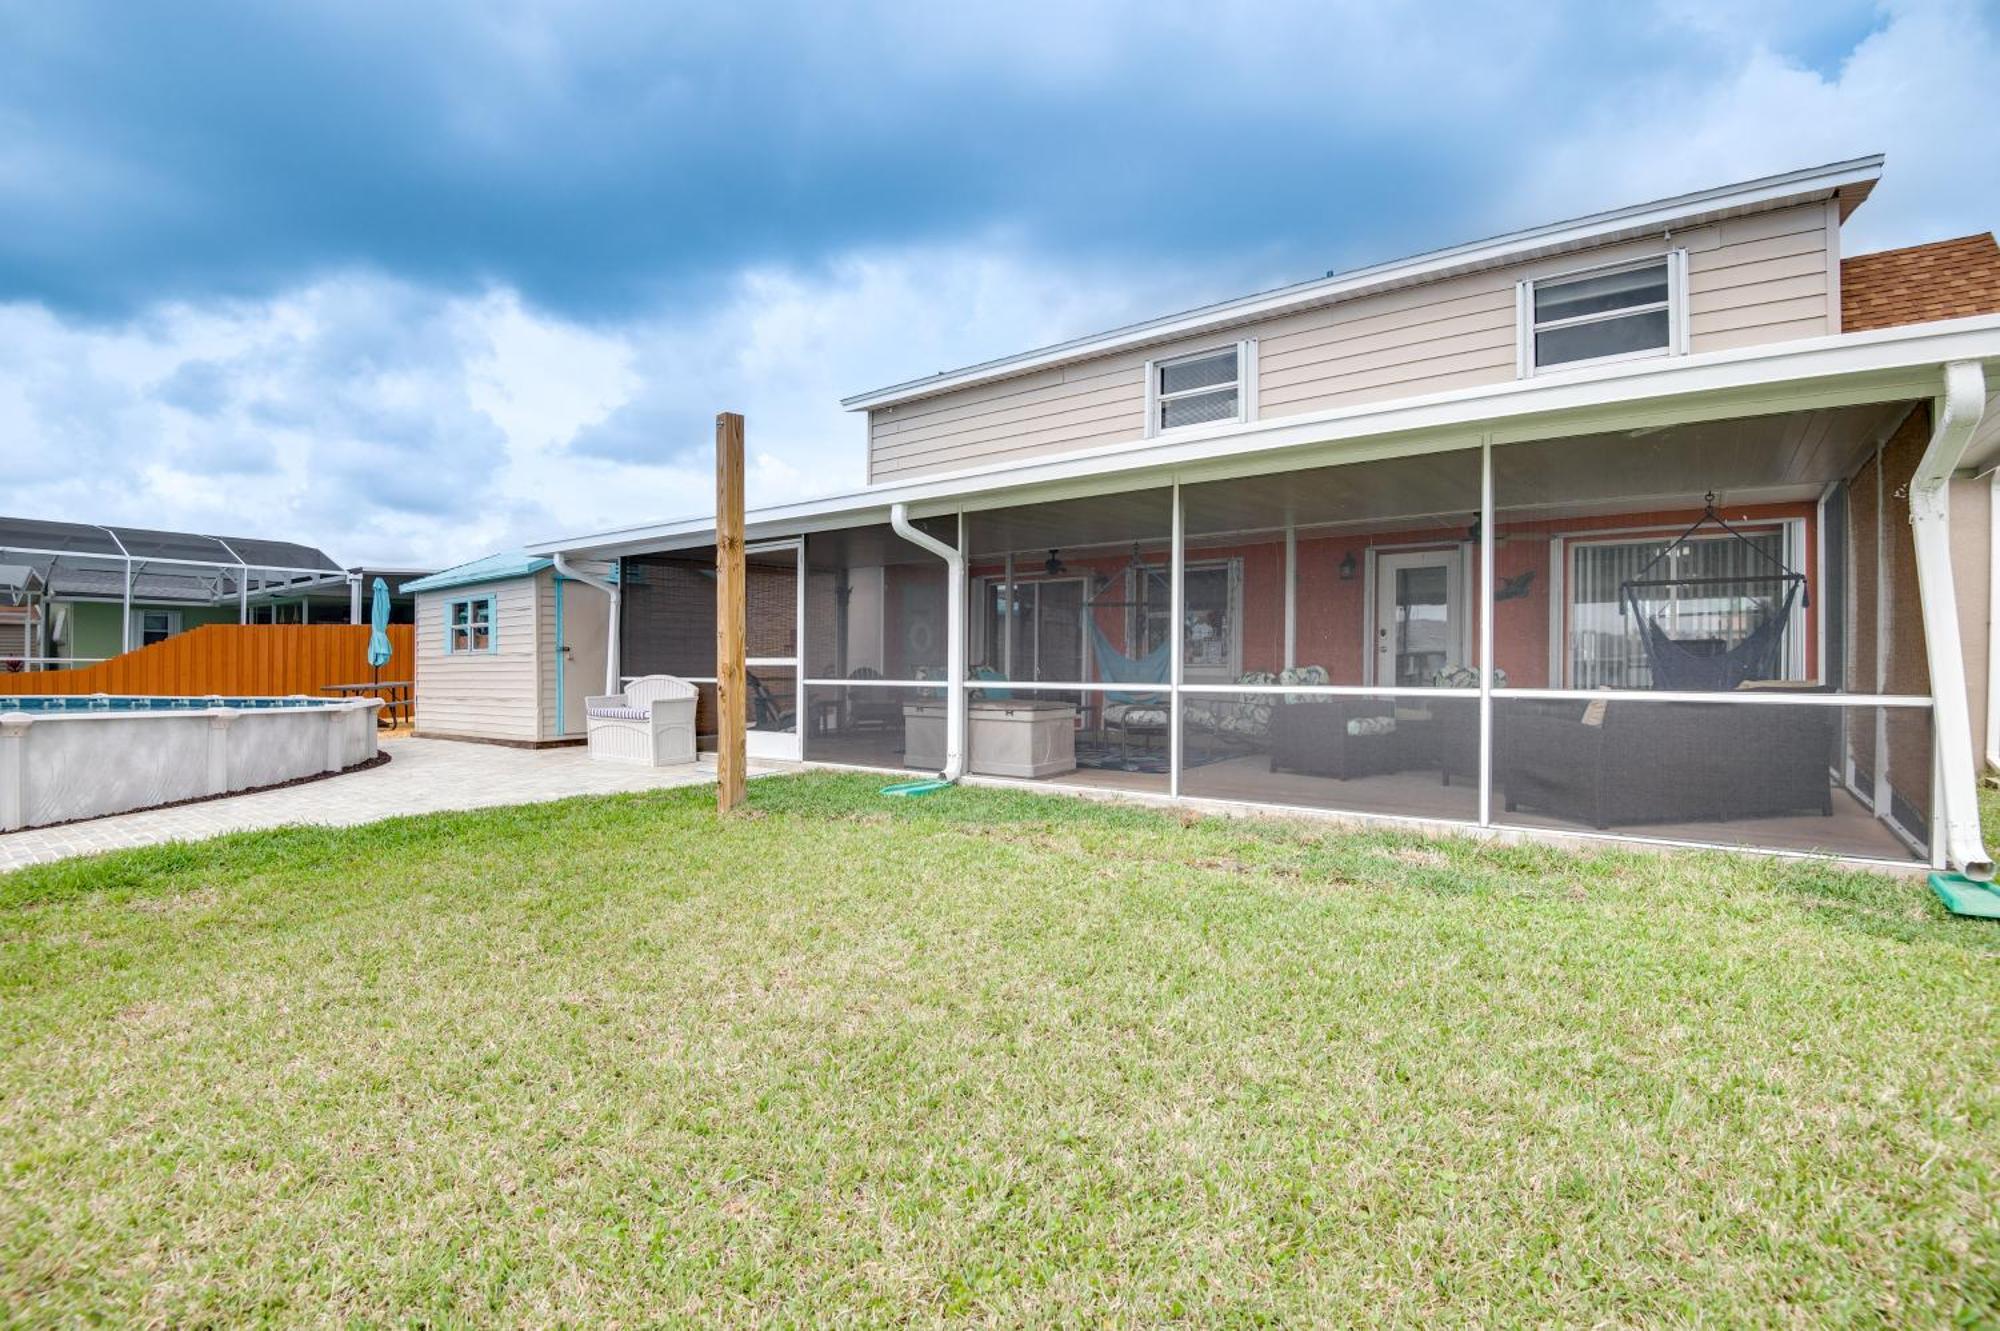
[620,399,1942,867]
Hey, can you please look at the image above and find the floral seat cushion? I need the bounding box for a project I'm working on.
[1431,665,1508,689]
[1277,664,1330,702]
[1184,670,1279,738]
[1103,701,1171,730]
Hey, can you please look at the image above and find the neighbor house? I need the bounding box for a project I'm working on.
[531,156,2000,875]
[0,516,428,668]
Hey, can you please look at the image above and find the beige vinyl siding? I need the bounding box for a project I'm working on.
[412,575,544,742]
[869,359,1147,481]
[1686,203,1832,352]
[868,203,1841,482]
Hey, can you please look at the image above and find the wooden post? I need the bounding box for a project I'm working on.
[715,411,747,814]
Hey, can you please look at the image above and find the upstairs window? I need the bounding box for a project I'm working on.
[446,594,496,654]
[1524,258,1675,372]
[1149,345,1247,433]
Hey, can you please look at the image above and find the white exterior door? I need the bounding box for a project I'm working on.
[1373,550,1463,687]
[744,541,804,761]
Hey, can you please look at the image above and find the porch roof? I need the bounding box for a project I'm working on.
[532,313,2000,561]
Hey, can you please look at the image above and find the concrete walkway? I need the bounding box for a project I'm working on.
[0,737,781,872]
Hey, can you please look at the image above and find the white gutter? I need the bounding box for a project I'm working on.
[1989,467,2000,774]
[1909,360,1992,879]
[889,502,965,782]
[552,552,620,695]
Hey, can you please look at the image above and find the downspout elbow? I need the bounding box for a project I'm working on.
[890,502,965,782]
[552,552,621,696]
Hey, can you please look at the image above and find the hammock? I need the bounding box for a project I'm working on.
[1089,622,1171,703]
[1618,496,1805,691]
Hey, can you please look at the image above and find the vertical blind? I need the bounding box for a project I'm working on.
[1569,530,1791,689]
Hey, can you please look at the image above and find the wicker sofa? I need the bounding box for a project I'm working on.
[1500,688,1836,829]
[1267,691,1405,780]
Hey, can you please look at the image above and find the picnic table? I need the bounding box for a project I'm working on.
[322,680,414,728]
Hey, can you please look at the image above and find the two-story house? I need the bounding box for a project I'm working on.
[532,155,2000,876]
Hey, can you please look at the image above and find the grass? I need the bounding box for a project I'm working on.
[2,773,1997,1327]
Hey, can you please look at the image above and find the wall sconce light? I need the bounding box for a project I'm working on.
[1338,551,1357,581]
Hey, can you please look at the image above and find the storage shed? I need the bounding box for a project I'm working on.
[400,553,615,746]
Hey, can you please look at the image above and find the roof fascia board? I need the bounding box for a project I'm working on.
[534,311,2000,556]
[841,155,1885,411]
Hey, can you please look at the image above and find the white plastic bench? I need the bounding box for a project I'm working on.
[585,675,698,766]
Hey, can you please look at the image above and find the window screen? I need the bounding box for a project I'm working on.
[1531,261,1671,369]
[1155,348,1239,430]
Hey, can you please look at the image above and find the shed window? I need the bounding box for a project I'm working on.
[1526,259,1673,371]
[446,595,496,653]
[1151,346,1244,432]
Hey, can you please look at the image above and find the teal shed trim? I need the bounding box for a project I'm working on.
[402,553,552,596]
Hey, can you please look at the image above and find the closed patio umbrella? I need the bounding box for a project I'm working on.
[366,577,393,717]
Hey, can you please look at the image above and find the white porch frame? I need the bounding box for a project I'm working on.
[548,339,1999,877]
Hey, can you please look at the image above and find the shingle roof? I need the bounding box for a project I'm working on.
[1841,233,2000,332]
[44,566,230,603]
[0,515,342,572]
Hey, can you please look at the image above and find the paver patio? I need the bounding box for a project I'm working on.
[0,737,779,872]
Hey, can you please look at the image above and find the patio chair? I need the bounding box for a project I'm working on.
[586,674,698,766]
[845,666,903,733]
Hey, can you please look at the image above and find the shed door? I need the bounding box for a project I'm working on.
[556,577,610,738]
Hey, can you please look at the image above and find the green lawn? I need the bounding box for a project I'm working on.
[3,774,1997,1326]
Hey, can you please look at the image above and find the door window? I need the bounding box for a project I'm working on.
[1375,553,1461,687]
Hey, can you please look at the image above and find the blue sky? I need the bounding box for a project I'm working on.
[5,0,1997,566]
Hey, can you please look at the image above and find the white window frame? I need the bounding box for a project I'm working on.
[1143,340,1255,438]
[970,574,1089,682]
[131,608,181,647]
[445,593,498,655]
[1550,516,1808,688]
[1515,251,1687,378]
[1137,557,1241,681]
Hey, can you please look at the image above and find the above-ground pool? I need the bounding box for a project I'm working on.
[1,694,350,713]
[0,695,381,831]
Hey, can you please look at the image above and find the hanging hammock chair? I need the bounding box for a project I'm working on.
[1618,495,1806,691]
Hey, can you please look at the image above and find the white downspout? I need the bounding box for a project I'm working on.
[890,502,965,782]
[552,552,621,695]
[1987,468,2000,775]
[1909,360,1992,879]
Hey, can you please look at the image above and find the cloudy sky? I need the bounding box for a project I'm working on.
[5,1,1998,568]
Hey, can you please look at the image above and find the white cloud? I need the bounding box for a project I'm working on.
[7,0,1994,573]
[1505,0,2000,251]
[3,244,1214,568]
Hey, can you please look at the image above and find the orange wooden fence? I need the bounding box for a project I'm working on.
[0,624,415,697]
